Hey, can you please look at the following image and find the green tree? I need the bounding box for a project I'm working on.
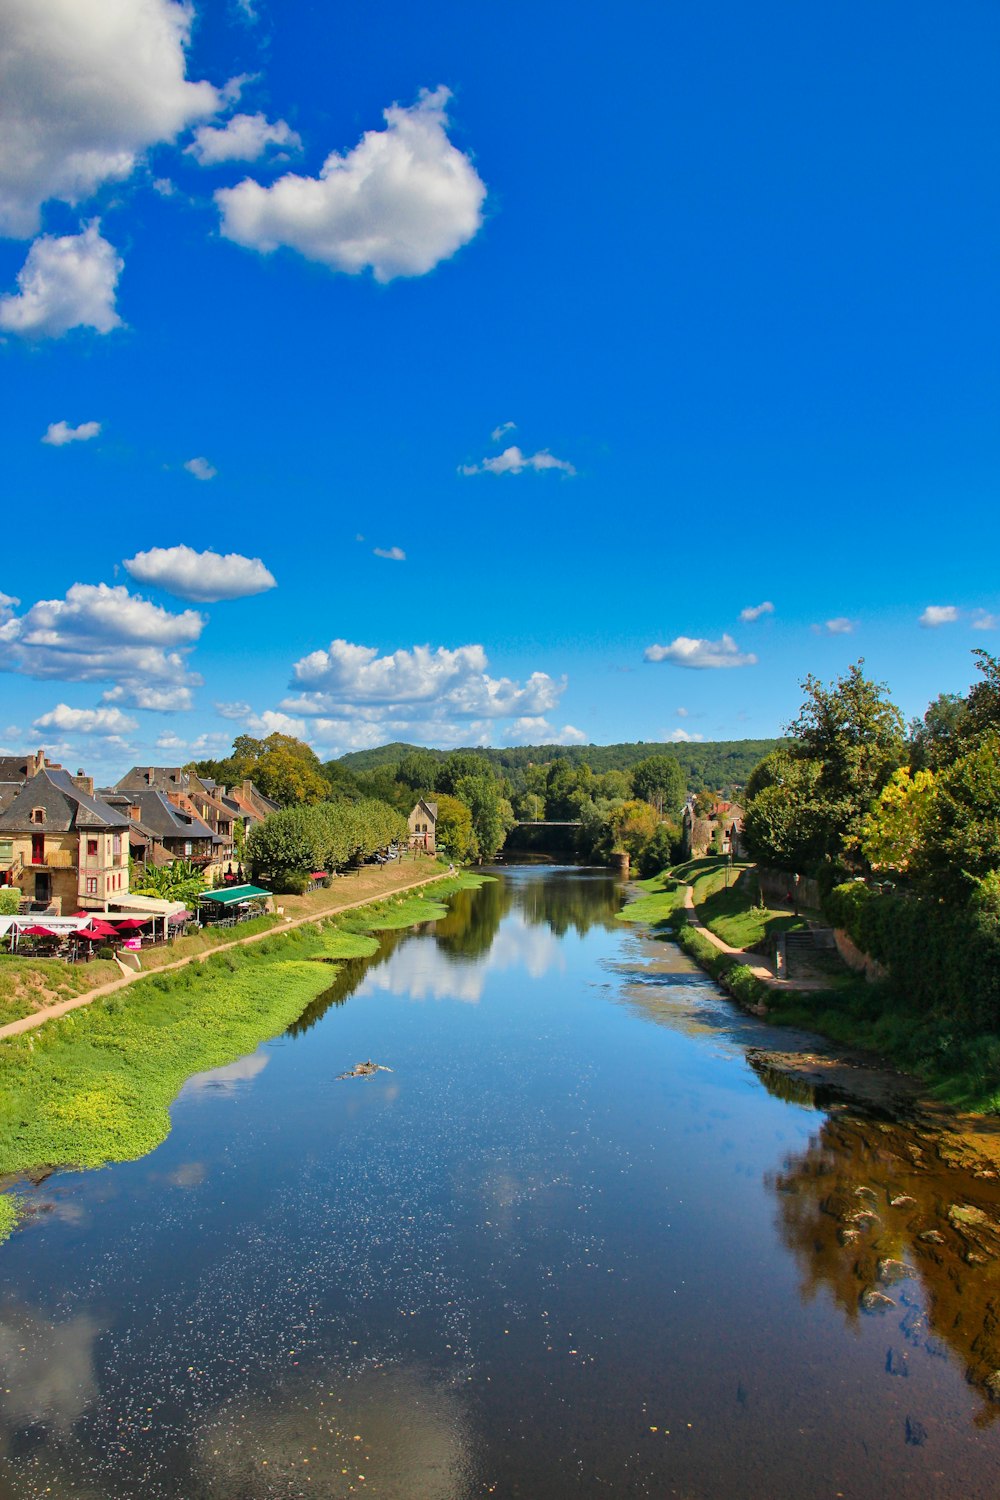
[434,793,476,862]
[909,693,968,771]
[396,750,439,792]
[631,755,685,816]
[438,750,493,794]
[963,650,1000,743]
[606,799,659,859]
[858,767,937,874]
[742,756,832,872]
[920,732,1000,893]
[787,661,905,859]
[455,775,515,862]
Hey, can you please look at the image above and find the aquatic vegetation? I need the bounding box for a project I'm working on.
[0,1192,20,1243]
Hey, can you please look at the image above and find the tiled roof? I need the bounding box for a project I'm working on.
[0,769,129,833]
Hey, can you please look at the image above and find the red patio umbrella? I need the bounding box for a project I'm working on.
[21,925,60,937]
[80,918,119,938]
[75,927,104,942]
[113,917,151,931]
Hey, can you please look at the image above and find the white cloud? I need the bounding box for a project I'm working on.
[0,0,221,237]
[666,727,704,743]
[972,612,998,631]
[33,703,138,736]
[740,601,774,623]
[243,709,309,739]
[676,706,689,717]
[188,112,301,166]
[0,222,123,339]
[183,456,217,481]
[216,86,485,283]
[823,617,855,635]
[504,718,587,745]
[643,634,757,669]
[919,604,958,628]
[215,700,253,721]
[373,546,406,562]
[0,582,204,710]
[491,421,516,442]
[460,445,576,477]
[285,640,565,721]
[42,419,101,446]
[123,544,276,602]
[155,728,227,755]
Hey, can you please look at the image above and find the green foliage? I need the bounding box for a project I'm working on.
[632,755,685,816]
[858,767,937,873]
[0,888,21,916]
[909,692,969,771]
[0,1192,21,1242]
[133,860,207,905]
[395,750,439,792]
[247,798,408,882]
[636,822,682,877]
[741,754,830,872]
[964,650,1000,743]
[454,775,515,862]
[433,792,475,861]
[920,732,1000,894]
[616,871,684,926]
[195,732,329,806]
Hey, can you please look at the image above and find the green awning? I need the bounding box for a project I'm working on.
[200,884,271,905]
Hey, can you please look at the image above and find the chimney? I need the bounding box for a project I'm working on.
[71,772,95,796]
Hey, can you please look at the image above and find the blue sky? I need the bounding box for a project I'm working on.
[1,0,997,780]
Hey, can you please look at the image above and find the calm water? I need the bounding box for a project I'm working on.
[2,866,1000,1498]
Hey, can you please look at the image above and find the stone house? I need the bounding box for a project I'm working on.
[408,799,438,853]
[0,768,131,914]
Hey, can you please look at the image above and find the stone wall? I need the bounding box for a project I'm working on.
[833,927,888,983]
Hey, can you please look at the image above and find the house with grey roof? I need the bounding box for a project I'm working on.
[0,769,131,914]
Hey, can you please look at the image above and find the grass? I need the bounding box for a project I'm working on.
[0,1192,20,1243]
[693,864,809,951]
[615,868,686,927]
[0,866,492,1209]
[0,858,455,1030]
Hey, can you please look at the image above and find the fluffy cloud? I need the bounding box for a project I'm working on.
[972,612,998,631]
[373,545,406,561]
[216,87,486,282]
[825,617,855,634]
[155,728,228,755]
[33,704,138,736]
[0,0,220,237]
[0,223,123,339]
[919,604,958,628]
[491,421,516,442]
[187,112,301,166]
[740,601,774,622]
[42,420,101,446]
[667,727,704,742]
[0,582,204,710]
[460,445,576,477]
[183,456,217,481]
[123,545,276,602]
[285,640,565,720]
[504,718,587,745]
[643,634,757,669]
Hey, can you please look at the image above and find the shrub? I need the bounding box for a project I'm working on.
[0,888,22,917]
[273,870,312,895]
[96,946,115,960]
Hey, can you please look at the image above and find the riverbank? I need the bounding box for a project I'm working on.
[0,856,451,1035]
[0,868,489,1237]
[621,860,1000,1117]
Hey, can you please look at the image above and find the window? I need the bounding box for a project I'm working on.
[184,841,193,856]
[31,808,44,825]
[0,839,12,862]
[86,877,97,895]
[31,834,44,865]
[113,833,121,856]
[87,839,98,857]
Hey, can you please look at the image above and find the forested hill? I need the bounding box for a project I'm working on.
[335,739,783,791]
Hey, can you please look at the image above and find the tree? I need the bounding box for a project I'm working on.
[637,822,682,877]
[433,793,475,862]
[632,755,685,816]
[253,746,330,806]
[787,661,905,860]
[741,757,832,872]
[606,799,659,859]
[963,650,1000,743]
[909,693,968,771]
[438,750,493,794]
[597,769,632,801]
[858,768,937,873]
[920,731,1000,893]
[396,750,439,792]
[454,775,515,862]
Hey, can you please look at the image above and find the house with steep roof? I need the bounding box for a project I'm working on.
[106,788,218,868]
[408,799,438,853]
[0,769,131,913]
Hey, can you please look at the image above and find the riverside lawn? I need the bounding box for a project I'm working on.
[0,868,489,1240]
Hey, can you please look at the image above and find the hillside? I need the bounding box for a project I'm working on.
[334,738,782,791]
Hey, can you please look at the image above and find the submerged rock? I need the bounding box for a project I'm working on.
[878,1258,917,1285]
[860,1288,896,1313]
[336,1060,394,1080]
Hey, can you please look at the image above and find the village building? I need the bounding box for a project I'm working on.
[0,768,131,914]
[408,799,438,853]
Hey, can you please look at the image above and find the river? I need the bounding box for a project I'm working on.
[1,865,1000,1498]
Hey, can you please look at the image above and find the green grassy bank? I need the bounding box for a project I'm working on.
[0,870,490,1236]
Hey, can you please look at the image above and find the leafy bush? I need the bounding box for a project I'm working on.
[273,870,312,895]
[0,888,21,917]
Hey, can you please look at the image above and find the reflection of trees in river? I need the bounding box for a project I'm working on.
[287,871,617,1035]
[766,1104,1000,1417]
[513,871,622,937]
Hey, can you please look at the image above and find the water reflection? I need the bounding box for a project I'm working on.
[0,1305,101,1437]
[768,1108,1000,1417]
[359,911,564,1005]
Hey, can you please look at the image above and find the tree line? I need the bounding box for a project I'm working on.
[740,650,1000,1025]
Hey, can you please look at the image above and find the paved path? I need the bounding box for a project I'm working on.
[681,884,829,992]
[0,869,449,1043]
